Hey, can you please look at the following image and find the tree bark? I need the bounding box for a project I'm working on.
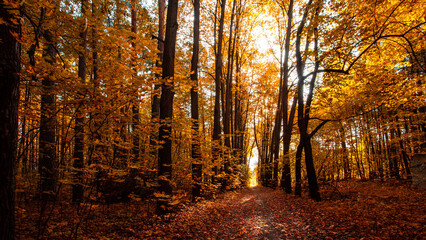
[151,0,166,161]
[157,0,178,215]
[131,0,140,162]
[294,143,303,196]
[295,0,321,201]
[39,18,57,201]
[212,0,226,184]
[191,0,202,200]
[72,0,88,203]
[213,0,226,143]
[281,0,295,193]
[224,0,237,151]
[0,2,20,238]
[88,0,101,166]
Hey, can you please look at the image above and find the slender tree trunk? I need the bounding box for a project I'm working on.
[281,0,295,193]
[339,124,350,179]
[224,0,236,151]
[0,2,20,238]
[151,0,165,161]
[295,0,320,201]
[39,25,57,201]
[157,0,178,215]
[72,0,88,203]
[191,0,202,200]
[271,71,283,187]
[19,85,30,173]
[131,0,140,162]
[389,126,400,179]
[294,143,303,196]
[395,118,411,179]
[231,3,241,161]
[212,0,226,183]
[234,48,244,164]
[88,0,101,166]
[213,0,226,144]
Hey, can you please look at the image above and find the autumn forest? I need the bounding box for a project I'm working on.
[0,0,425,239]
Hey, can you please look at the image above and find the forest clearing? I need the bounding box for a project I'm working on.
[0,0,425,239]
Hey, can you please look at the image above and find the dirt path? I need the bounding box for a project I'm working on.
[139,184,424,239]
[146,187,305,239]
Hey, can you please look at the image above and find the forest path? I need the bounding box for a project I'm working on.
[143,182,424,239]
[148,186,311,239]
[18,180,424,239]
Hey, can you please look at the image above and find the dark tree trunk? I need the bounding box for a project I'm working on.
[271,76,282,188]
[151,0,165,160]
[395,119,411,179]
[281,0,295,193]
[295,0,321,201]
[191,0,202,200]
[0,2,20,238]
[131,0,140,162]
[39,29,57,201]
[234,49,242,161]
[222,0,237,180]
[212,0,226,182]
[339,124,351,179]
[72,0,88,203]
[230,4,241,162]
[224,0,236,151]
[294,143,303,196]
[303,135,320,201]
[213,0,226,143]
[157,0,178,215]
[20,89,27,172]
[88,0,101,166]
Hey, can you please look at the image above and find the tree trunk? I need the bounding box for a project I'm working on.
[88,0,101,166]
[151,0,166,161]
[294,143,303,196]
[0,2,20,238]
[281,0,295,193]
[72,0,88,203]
[389,127,400,179]
[39,27,57,201]
[339,124,351,179]
[212,0,226,184]
[213,0,226,144]
[131,0,140,162]
[295,0,320,201]
[233,48,245,164]
[156,0,178,215]
[304,136,320,201]
[191,0,202,200]
[224,0,236,151]
[395,118,411,179]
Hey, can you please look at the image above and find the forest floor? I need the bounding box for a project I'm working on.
[17,180,425,239]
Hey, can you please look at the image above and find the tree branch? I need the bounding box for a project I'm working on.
[308,120,329,139]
